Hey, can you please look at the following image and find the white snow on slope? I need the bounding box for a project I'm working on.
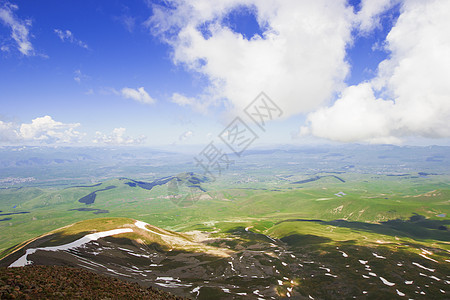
[9,228,133,267]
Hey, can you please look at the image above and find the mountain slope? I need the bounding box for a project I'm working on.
[0,265,185,299]
[1,216,449,299]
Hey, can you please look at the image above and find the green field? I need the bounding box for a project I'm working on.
[1,145,449,299]
[1,173,449,256]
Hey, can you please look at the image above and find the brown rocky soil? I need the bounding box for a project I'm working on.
[0,265,188,299]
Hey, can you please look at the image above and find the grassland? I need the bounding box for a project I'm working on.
[1,145,448,298]
[0,171,448,299]
[1,172,449,256]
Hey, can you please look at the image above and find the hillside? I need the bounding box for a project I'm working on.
[0,154,449,299]
[1,217,449,299]
[0,265,185,299]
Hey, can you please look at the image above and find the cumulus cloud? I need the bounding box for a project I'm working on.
[121,87,156,104]
[355,0,399,33]
[148,0,449,144]
[299,83,400,144]
[301,0,450,143]
[93,128,146,145]
[0,117,85,144]
[19,116,84,143]
[0,117,147,146]
[0,120,20,142]
[147,0,354,118]
[0,1,34,56]
[54,29,89,49]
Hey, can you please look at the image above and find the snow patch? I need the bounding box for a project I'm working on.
[412,262,435,272]
[340,251,348,257]
[419,253,438,263]
[379,277,395,286]
[420,248,432,255]
[9,228,133,267]
[372,253,386,259]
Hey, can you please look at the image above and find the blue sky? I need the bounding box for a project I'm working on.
[1,0,449,148]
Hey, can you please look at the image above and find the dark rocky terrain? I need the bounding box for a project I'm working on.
[0,265,186,299]
[1,218,449,299]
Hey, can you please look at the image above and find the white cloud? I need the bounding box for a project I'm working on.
[172,92,194,106]
[299,83,401,144]
[301,0,450,143]
[0,120,20,142]
[0,2,34,56]
[54,29,89,49]
[148,0,450,144]
[19,116,84,143]
[121,87,156,104]
[1,118,147,146]
[179,130,193,141]
[355,0,399,33]
[93,128,146,145]
[147,0,354,118]
[171,93,207,113]
[0,116,85,144]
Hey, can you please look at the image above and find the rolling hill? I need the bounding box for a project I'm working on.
[1,216,449,299]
